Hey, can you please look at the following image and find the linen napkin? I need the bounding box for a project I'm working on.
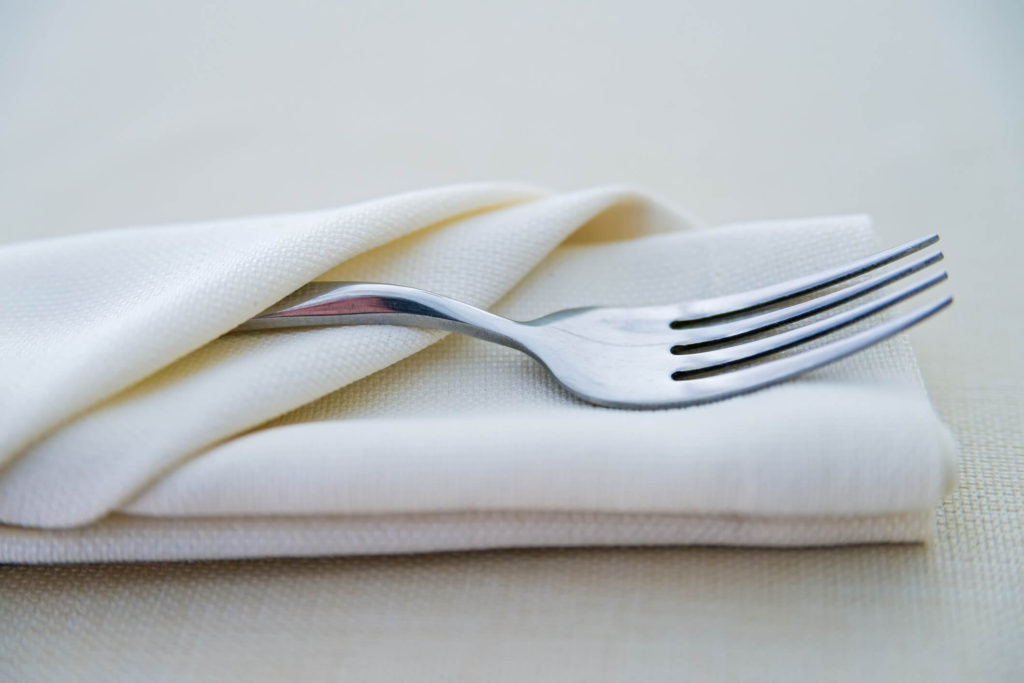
[0,184,957,563]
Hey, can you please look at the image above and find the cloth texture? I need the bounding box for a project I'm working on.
[0,185,956,561]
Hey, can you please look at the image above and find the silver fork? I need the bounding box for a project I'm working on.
[234,235,950,408]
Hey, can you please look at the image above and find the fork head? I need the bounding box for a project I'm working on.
[519,234,950,408]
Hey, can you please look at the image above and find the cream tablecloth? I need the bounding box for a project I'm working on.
[1,0,1020,680]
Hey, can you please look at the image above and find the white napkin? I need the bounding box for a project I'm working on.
[0,184,957,562]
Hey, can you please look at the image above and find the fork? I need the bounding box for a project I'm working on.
[234,235,951,408]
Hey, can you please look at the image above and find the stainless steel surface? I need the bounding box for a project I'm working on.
[234,235,951,408]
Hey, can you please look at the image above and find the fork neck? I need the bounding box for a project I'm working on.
[237,282,532,351]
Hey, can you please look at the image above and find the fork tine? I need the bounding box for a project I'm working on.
[671,296,952,403]
[671,271,947,373]
[673,250,943,345]
[673,233,939,323]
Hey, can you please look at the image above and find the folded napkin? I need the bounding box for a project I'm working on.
[0,184,957,562]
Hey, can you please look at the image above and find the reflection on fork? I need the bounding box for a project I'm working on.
[235,235,951,409]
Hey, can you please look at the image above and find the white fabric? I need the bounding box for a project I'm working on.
[1,512,936,564]
[0,185,956,561]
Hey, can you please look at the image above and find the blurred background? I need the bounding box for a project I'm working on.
[1,0,1020,243]
[1,1,1021,680]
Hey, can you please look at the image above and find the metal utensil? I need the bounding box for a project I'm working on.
[235,235,950,408]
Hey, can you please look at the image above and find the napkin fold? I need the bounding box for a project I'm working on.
[0,184,957,562]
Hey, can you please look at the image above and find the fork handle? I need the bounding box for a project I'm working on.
[233,282,530,351]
